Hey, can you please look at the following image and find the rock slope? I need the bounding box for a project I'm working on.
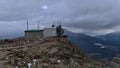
[0,37,119,68]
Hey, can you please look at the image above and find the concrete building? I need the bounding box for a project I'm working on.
[25,30,44,40]
[43,27,57,38]
[25,25,65,40]
[25,27,57,40]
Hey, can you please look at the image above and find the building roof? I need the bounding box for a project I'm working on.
[25,30,43,32]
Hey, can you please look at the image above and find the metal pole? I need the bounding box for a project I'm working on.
[27,21,29,30]
[37,21,40,30]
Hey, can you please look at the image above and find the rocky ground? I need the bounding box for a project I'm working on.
[0,37,120,68]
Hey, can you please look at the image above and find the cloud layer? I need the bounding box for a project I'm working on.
[0,0,120,37]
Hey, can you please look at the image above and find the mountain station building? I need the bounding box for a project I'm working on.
[25,25,65,40]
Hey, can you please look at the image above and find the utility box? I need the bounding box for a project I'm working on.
[43,28,57,38]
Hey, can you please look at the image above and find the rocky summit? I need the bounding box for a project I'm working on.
[0,37,120,68]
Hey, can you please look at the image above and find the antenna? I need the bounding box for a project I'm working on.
[57,18,62,26]
[37,21,40,30]
[57,18,59,26]
[59,20,61,26]
[54,20,56,26]
[27,21,29,30]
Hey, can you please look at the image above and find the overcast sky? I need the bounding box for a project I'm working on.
[0,0,120,38]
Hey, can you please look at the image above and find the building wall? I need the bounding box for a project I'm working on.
[25,31,43,40]
[43,28,57,38]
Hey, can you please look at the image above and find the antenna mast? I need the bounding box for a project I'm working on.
[37,21,40,30]
[59,20,61,26]
[57,19,59,26]
[27,21,29,30]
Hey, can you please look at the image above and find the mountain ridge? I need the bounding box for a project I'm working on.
[0,37,107,68]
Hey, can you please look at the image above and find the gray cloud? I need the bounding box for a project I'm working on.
[0,0,120,37]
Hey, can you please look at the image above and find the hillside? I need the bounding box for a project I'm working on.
[0,37,110,68]
[65,30,120,61]
[96,32,120,45]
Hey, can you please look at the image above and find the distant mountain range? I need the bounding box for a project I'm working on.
[96,32,120,45]
[65,30,120,61]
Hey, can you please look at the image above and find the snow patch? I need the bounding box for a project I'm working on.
[15,66,18,68]
[27,63,32,68]
[57,60,61,63]
[94,43,107,48]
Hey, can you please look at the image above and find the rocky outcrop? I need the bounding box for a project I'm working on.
[108,57,120,68]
